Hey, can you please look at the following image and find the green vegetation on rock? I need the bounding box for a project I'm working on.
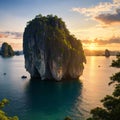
[23,14,86,80]
[25,14,84,56]
[87,53,120,120]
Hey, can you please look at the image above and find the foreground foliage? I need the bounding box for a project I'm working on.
[87,53,120,120]
[64,116,72,120]
[0,98,19,120]
[111,53,120,68]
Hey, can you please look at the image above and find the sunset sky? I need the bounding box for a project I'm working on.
[0,0,120,50]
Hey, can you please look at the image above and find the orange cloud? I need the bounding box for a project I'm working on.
[0,31,22,39]
[82,37,120,45]
[0,34,8,38]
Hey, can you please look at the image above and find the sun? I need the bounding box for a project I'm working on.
[88,43,97,50]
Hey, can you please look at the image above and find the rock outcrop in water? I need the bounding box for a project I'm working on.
[105,49,110,57]
[23,14,86,81]
[0,42,14,57]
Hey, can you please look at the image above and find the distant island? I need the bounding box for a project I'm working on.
[105,49,110,57]
[84,49,119,56]
[0,42,23,57]
[23,14,86,81]
[0,42,14,57]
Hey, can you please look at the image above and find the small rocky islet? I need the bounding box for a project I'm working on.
[0,42,23,57]
[0,42,14,57]
[23,14,86,81]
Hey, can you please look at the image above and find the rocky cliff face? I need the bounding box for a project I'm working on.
[23,14,86,81]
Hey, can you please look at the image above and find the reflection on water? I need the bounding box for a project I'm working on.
[81,56,119,116]
[0,56,119,120]
[88,56,96,78]
[24,79,82,120]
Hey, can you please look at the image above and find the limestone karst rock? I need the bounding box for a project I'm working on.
[23,14,86,81]
[105,49,110,57]
[1,42,14,57]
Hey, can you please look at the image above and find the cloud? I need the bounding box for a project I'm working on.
[95,8,120,24]
[82,37,120,45]
[72,2,114,17]
[114,0,120,3]
[72,0,120,25]
[0,31,23,39]
[0,34,8,38]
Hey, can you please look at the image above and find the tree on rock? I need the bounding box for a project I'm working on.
[1,42,14,57]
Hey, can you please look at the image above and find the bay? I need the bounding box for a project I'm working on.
[0,56,119,120]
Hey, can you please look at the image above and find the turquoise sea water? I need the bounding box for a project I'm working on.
[0,56,119,120]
